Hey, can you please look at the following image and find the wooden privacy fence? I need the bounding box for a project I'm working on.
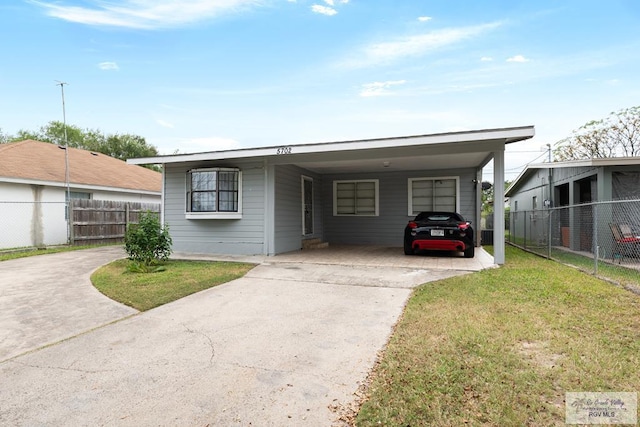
[71,199,161,246]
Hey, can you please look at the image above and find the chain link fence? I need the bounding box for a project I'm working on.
[507,199,640,289]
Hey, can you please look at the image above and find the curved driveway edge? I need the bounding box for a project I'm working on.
[0,249,479,426]
[0,246,137,362]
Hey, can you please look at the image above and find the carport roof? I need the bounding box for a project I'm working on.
[129,126,535,173]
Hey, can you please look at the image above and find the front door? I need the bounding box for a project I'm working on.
[302,176,313,235]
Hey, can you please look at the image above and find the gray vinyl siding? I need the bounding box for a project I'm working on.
[163,160,265,255]
[274,165,324,254]
[322,168,477,246]
[508,170,548,213]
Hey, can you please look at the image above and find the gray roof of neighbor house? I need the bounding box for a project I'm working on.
[0,140,161,193]
[505,156,640,196]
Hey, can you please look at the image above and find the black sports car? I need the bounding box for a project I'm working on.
[404,211,475,258]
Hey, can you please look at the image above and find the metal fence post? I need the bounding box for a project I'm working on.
[548,208,552,259]
[593,203,598,274]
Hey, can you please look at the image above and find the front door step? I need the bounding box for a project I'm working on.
[302,238,329,250]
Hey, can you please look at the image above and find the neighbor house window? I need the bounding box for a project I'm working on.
[186,168,242,219]
[65,191,91,201]
[408,177,459,215]
[532,196,538,210]
[333,180,379,216]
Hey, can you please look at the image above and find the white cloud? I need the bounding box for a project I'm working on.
[340,22,502,68]
[30,0,260,29]
[360,80,407,97]
[98,61,119,70]
[507,55,530,63]
[418,16,432,22]
[324,0,334,5]
[156,119,174,128]
[311,5,337,16]
[481,56,493,62]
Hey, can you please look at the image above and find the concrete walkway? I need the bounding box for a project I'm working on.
[0,247,477,426]
[0,246,137,361]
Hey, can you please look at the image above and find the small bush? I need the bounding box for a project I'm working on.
[124,211,172,268]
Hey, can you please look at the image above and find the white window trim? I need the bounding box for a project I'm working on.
[407,176,460,216]
[186,167,242,219]
[333,179,379,216]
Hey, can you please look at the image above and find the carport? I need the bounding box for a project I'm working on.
[129,126,535,264]
[174,244,496,272]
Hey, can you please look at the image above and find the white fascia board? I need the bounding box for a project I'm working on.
[128,126,535,166]
[527,156,640,169]
[0,176,160,196]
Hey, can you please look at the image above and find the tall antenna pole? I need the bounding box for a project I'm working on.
[56,81,71,244]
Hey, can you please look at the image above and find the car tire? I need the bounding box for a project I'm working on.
[404,241,414,255]
[464,245,475,258]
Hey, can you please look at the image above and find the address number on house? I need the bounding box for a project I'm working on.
[276,146,292,155]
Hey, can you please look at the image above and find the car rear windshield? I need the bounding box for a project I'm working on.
[415,212,462,222]
[428,215,453,221]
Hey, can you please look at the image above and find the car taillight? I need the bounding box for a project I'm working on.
[408,221,417,229]
[458,222,469,230]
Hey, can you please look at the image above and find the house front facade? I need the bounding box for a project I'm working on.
[131,126,535,265]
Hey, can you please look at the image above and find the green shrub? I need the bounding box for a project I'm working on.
[124,211,172,268]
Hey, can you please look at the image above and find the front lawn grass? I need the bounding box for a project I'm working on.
[356,245,640,426]
[0,244,114,262]
[91,259,255,311]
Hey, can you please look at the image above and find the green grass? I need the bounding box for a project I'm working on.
[0,244,116,262]
[91,259,255,311]
[509,243,640,290]
[356,245,640,426]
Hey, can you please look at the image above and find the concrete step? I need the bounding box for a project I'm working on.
[302,238,329,250]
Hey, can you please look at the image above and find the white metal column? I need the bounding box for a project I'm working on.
[493,149,506,264]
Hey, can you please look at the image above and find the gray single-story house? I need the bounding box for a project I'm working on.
[505,157,640,253]
[129,126,535,265]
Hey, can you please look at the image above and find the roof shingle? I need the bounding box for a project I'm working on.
[0,140,161,193]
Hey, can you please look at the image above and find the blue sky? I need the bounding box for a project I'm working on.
[2,0,640,179]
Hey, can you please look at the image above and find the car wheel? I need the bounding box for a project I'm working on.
[464,245,475,258]
[404,241,414,255]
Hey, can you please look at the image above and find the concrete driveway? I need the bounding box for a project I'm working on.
[0,247,474,426]
[0,246,137,361]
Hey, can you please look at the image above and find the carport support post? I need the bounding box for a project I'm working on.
[493,149,506,264]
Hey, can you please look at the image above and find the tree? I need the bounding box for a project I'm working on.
[3,121,160,169]
[101,133,159,161]
[481,180,511,214]
[0,128,9,144]
[554,106,640,160]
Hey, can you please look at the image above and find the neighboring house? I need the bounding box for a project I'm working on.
[505,157,640,253]
[129,126,535,264]
[0,139,162,248]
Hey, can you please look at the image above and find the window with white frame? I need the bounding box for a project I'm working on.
[186,168,241,218]
[408,177,458,215]
[333,180,379,216]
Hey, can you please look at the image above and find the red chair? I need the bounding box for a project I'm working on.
[609,223,640,263]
